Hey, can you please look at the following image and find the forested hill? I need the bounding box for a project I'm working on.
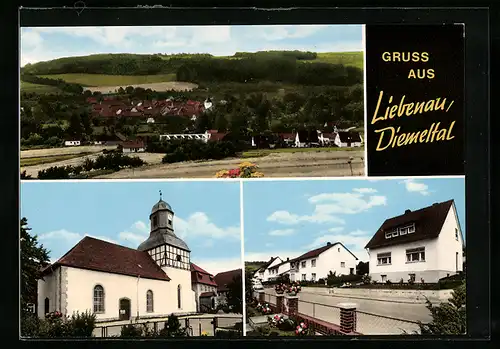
[21,51,363,86]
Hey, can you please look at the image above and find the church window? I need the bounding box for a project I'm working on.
[146,290,154,312]
[177,285,182,309]
[44,297,49,315]
[93,285,105,313]
[152,216,158,227]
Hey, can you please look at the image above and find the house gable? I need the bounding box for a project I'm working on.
[365,200,454,250]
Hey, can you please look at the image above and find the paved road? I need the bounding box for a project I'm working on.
[262,291,430,335]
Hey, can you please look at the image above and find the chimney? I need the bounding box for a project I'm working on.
[287,257,289,261]
[327,242,332,246]
[405,209,411,214]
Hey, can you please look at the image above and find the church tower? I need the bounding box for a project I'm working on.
[137,191,191,271]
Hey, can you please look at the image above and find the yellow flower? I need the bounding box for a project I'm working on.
[251,171,265,178]
[215,170,229,178]
[201,331,209,336]
[238,161,257,169]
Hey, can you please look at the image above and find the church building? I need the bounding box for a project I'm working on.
[37,195,197,321]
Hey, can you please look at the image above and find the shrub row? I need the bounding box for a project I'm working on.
[150,140,239,164]
[37,153,145,179]
[21,74,84,94]
[21,311,96,338]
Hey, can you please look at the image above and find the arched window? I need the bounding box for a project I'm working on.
[93,285,105,313]
[44,297,49,315]
[177,285,182,309]
[146,290,154,312]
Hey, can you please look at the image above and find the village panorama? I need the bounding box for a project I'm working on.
[20,25,366,180]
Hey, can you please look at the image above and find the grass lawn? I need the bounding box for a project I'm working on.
[20,152,93,167]
[38,73,177,86]
[241,146,364,158]
[20,81,63,94]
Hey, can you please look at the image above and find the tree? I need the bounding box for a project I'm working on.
[20,217,50,311]
[356,261,369,275]
[226,275,243,314]
[418,281,466,335]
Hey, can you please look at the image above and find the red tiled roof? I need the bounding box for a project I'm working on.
[199,291,216,298]
[365,200,455,250]
[191,263,217,286]
[121,141,145,149]
[208,133,227,142]
[43,236,170,281]
[214,268,242,292]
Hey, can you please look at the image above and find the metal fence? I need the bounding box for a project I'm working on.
[255,292,422,335]
[94,315,243,338]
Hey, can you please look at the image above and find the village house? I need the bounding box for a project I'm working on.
[255,243,358,283]
[364,200,465,283]
[253,257,283,282]
[334,131,363,147]
[190,263,218,312]
[64,140,81,146]
[37,196,197,321]
[214,268,242,301]
[289,242,358,282]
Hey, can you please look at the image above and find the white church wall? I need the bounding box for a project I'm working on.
[162,266,197,313]
[37,267,64,317]
[64,267,189,321]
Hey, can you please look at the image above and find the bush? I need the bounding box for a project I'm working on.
[215,329,241,338]
[21,311,40,337]
[417,281,466,335]
[32,311,96,338]
[120,324,144,337]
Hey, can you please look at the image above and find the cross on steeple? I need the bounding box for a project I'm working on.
[159,190,162,200]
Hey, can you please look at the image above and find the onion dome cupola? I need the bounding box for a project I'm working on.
[137,190,190,252]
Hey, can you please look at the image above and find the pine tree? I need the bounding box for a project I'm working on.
[20,217,50,311]
[418,280,466,335]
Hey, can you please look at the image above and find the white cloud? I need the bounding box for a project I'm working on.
[20,30,43,49]
[267,210,345,225]
[328,227,345,233]
[308,192,387,214]
[191,257,243,275]
[353,188,377,194]
[174,212,240,240]
[39,229,118,246]
[250,25,324,41]
[400,179,431,196]
[269,229,295,236]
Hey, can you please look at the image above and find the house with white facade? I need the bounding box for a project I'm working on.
[289,242,359,282]
[190,263,218,312]
[266,258,292,281]
[37,196,197,322]
[120,141,146,153]
[253,257,282,282]
[364,200,464,283]
[334,132,363,148]
[64,140,81,146]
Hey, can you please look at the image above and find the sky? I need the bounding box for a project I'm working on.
[19,25,363,66]
[243,177,465,263]
[20,180,242,275]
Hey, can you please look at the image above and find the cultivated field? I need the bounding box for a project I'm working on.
[313,52,364,69]
[38,73,177,86]
[20,81,63,94]
[85,81,198,94]
[97,150,365,179]
[20,145,114,159]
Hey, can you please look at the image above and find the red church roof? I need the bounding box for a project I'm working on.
[42,236,170,281]
[191,263,217,286]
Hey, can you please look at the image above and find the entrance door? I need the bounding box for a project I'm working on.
[119,298,131,321]
[350,268,354,275]
[211,298,215,309]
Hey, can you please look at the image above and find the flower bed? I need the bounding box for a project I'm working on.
[215,162,264,178]
[256,302,273,315]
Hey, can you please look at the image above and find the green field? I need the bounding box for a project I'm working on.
[20,152,92,167]
[38,73,177,87]
[313,52,364,69]
[241,146,364,158]
[20,81,63,93]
